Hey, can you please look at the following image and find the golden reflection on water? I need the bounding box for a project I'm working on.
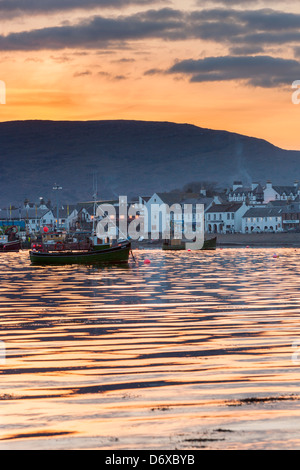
[1,248,300,449]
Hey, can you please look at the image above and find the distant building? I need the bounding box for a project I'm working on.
[0,207,55,233]
[281,203,300,231]
[143,192,223,236]
[242,207,284,233]
[263,181,300,204]
[228,181,264,205]
[53,204,78,230]
[205,202,248,233]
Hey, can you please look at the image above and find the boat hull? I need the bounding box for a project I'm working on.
[0,240,21,252]
[30,242,131,265]
[162,237,217,251]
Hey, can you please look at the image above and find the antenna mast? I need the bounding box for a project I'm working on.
[92,172,98,234]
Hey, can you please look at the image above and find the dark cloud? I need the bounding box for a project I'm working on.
[196,0,296,4]
[0,0,167,17]
[0,6,299,53]
[0,6,300,54]
[186,8,300,48]
[167,55,300,87]
[0,9,186,50]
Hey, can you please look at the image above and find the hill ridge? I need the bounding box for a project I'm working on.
[0,119,298,206]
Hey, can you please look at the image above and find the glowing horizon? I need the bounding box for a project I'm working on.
[1,0,300,150]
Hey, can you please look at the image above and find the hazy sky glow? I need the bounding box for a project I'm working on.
[1,0,300,148]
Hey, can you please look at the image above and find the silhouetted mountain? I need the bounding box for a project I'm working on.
[0,119,299,206]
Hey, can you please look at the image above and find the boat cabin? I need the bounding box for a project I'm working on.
[42,231,66,243]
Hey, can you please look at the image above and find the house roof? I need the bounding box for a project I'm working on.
[281,203,300,214]
[267,200,289,207]
[140,196,151,203]
[206,203,243,213]
[155,192,217,208]
[53,205,77,218]
[0,207,52,220]
[155,192,186,206]
[183,196,213,207]
[230,183,264,195]
[243,207,284,218]
[272,185,298,195]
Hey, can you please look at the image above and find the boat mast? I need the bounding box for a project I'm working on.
[92,172,98,235]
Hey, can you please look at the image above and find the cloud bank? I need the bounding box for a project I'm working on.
[1,5,300,89]
[167,55,300,87]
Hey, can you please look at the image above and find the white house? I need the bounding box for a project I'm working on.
[205,202,249,233]
[242,207,284,233]
[143,193,185,236]
[24,208,55,233]
[2,207,56,233]
[228,181,264,205]
[264,181,300,204]
[142,192,219,237]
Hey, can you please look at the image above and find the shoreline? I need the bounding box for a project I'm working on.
[216,233,300,247]
[132,232,300,249]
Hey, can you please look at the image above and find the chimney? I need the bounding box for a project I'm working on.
[251,182,258,191]
[266,181,272,189]
[200,188,207,197]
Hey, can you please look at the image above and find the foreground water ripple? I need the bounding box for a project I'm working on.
[1,248,300,449]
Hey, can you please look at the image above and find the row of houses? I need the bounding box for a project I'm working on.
[228,180,300,205]
[2,179,300,236]
[0,200,92,234]
[140,188,300,235]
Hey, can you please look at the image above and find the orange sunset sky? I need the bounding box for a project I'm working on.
[1,0,300,149]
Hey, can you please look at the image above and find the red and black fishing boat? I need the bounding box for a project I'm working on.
[0,226,21,252]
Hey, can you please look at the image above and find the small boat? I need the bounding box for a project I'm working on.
[29,239,132,265]
[162,236,217,251]
[0,226,21,252]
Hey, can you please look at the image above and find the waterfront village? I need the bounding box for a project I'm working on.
[2,180,300,240]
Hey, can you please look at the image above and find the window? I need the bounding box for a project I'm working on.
[231,213,234,220]
[227,213,230,220]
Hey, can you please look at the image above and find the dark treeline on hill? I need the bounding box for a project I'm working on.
[0,119,299,206]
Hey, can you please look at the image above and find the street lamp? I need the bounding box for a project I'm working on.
[53,184,62,230]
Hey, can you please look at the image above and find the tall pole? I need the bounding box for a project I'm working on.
[53,184,62,230]
[92,172,98,235]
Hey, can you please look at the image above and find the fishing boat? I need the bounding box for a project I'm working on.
[29,238,132,265]
[30,193,132,264]
[0,226,21,252]
[162,236,217,251]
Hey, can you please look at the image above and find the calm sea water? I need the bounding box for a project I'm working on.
[1,247,300,450]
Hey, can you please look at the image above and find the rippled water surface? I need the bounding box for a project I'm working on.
[1,247,300,449]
